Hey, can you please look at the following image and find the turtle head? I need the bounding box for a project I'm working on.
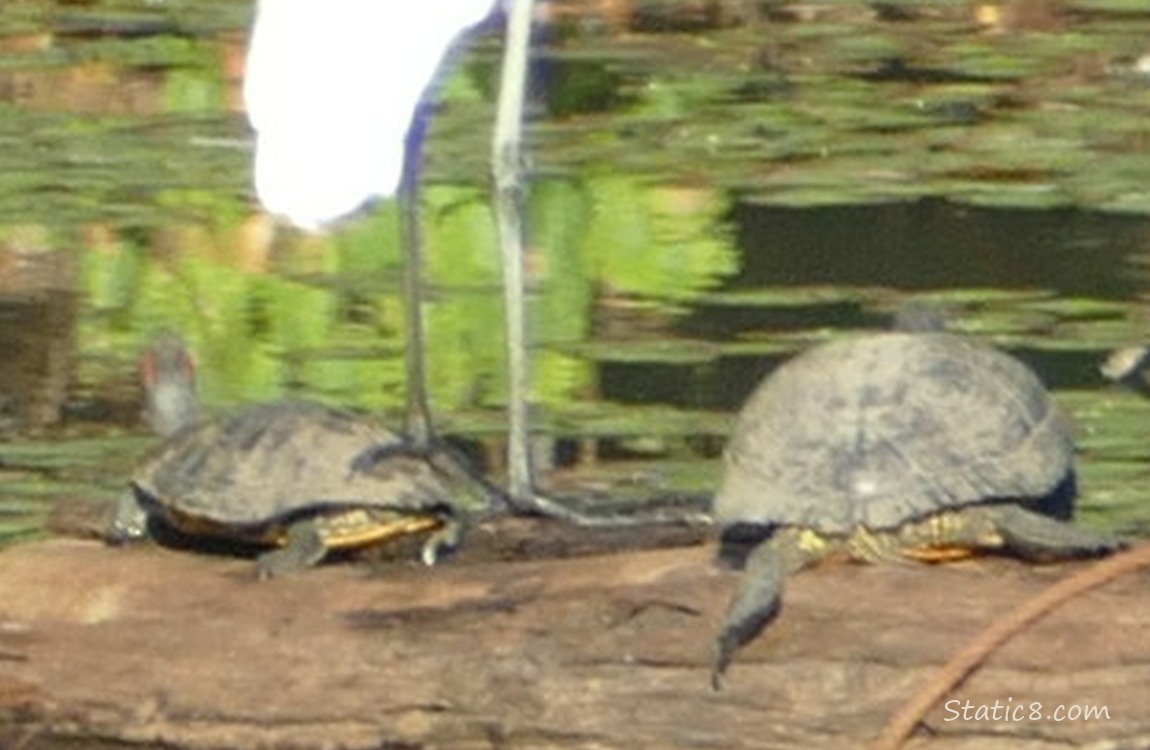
[140,331,199,437]
[106,489,151,544]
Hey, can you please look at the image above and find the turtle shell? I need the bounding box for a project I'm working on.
[132,400,454,539]
[713,332,1074,534]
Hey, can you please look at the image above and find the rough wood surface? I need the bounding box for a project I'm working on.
[1,521,1148,749]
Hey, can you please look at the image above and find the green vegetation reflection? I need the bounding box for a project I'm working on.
[82,176,736,418]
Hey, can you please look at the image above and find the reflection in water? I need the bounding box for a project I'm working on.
[81,177,735,415]
[733,200,1150,298]
[0,225,77,432]
[677,200,1150,395]
[0,0,1150,540]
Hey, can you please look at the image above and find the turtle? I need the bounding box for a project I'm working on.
[108,335,492,577]
[711,331,1123,687]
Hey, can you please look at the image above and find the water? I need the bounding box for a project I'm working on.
[1,0,1150,546]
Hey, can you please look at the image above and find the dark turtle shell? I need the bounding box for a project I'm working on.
[131,400,455,540]
[713,332,1074,534]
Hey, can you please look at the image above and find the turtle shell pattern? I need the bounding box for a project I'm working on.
[132,400,453,537]
[713,332,1074,534]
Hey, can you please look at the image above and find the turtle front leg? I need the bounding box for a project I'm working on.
[419,516,465,566]
[256,519,328,579]
[712,527,827,689]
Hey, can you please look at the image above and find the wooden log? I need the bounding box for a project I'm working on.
[0,523,1147,749]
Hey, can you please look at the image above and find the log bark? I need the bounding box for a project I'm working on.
[0,522,1148,749]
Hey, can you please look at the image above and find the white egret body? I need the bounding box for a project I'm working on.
[244,0,496,229]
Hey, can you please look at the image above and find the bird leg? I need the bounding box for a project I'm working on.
[399,97,437,451]
[492,0,536,507]
[395,0,706,530]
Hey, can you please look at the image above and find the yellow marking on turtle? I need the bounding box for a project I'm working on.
[845,526,904,563]
[900,545,977,563]
[789,509,1009,565]
[307,509,443,550]
[894,512,988,562]
[795,527,832,557]
[163,505,442,549]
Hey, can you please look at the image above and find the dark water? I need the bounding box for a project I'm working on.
[0,0,1149,545]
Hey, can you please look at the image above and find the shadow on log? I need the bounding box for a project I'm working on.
[0,520,1148,749]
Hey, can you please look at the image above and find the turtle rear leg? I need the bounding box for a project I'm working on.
[256,519,328,579]
[712,528,827,689]
[977,504,1123,560]
[914,505,1123,561]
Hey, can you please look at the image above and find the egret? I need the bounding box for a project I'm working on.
[243,0,501,230]
[243,0,565,519]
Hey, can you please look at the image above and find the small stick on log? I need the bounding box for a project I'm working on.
[871,544,1150,750]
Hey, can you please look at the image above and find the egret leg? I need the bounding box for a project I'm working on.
[391,0,703,530]
[399,99,437,450]
[395,62,509,522]
[256,519,328,579]
[492,0,536,506]
[488,0,710,528]
[395,17,518,518]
